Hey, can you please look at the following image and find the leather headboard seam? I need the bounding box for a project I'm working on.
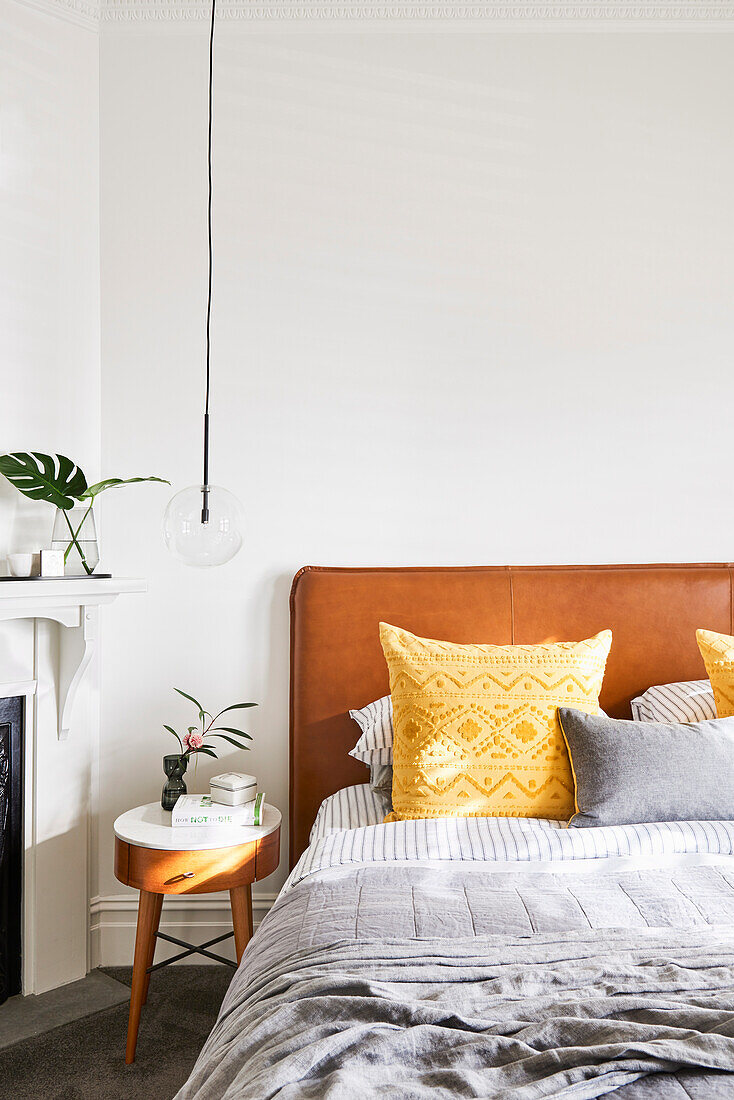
[509,567,516,644]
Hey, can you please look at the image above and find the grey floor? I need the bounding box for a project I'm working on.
[0,965,231,1099]
[0,970,130,1051]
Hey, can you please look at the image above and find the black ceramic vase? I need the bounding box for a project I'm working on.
[161,753,188,810]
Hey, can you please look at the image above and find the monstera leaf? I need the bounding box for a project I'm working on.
[81,476,169,502]
[0,452,87,510]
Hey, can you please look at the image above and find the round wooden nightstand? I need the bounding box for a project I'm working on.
[114,801,281,1064]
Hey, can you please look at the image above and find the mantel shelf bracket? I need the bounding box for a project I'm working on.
[58,605,98,742]
[0,580,145,740]
[0,605,96,740]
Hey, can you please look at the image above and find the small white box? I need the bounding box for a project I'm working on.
[209,772,257,806]
[40,549,65,577]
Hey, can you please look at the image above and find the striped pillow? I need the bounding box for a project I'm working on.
[309,784,390,844]
[349,695,393,765]
[630,680,716,724]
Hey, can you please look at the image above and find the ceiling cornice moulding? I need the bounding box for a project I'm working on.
[14,0,99,30]
[17,0,734,30]
[99,0,734,25]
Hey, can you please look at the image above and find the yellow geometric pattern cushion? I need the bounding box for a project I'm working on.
[380,623,612,823]
[696,628,734,717]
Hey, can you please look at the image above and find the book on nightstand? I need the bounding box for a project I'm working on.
[172,792,265,827]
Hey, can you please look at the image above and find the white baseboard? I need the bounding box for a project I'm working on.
[90,892,277,967]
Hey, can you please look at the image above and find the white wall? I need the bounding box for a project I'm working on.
[0,0,101,546]
[95,26,734,952]
[1,0,100,990]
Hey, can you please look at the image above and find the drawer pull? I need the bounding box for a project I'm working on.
[166,871,195,884]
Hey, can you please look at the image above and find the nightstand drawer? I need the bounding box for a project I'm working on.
[115,838,257,893]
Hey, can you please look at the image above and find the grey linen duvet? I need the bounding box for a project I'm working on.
[176,865,734,1099]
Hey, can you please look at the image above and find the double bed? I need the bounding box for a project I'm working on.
[178,564,734,1098]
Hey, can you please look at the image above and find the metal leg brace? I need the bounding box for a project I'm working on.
[147,929,237,973]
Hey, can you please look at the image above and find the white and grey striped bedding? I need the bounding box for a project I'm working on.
[631,679,716,723]
[290,813,734,893]
[309,783,388,843]
[348,694,393,765]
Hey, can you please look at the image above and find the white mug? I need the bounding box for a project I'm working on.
[7,553,35,578]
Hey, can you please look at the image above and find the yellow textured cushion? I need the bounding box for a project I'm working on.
[696,628,734,717]
[380,623,612,822]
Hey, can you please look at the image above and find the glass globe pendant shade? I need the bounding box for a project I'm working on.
[163,484,244,567]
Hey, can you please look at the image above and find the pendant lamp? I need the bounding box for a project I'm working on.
[163,0,244,567]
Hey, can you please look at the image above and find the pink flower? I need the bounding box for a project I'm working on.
[183,731,204,752]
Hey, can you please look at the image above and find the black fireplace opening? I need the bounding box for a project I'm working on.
[0,696,23,1003]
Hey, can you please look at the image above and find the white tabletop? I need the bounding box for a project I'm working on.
[114,801,281,851]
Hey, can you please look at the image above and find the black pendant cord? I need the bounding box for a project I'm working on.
[202,0,216,525]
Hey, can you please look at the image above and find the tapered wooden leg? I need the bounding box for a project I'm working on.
[126,890,159,1065]
[142,893,163,1005]
[230,884,253,964]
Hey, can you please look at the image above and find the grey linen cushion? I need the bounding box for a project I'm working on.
[557,706,734,827]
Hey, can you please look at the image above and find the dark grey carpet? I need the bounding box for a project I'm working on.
[0,965,231,1100]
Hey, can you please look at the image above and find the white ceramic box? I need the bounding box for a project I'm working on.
[209,772,257,806]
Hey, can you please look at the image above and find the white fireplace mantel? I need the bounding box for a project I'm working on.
[0,578,145,740]
[0,577,147,995]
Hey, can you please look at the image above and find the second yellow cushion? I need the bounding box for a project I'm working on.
[696,628,734,717]
[380,622,612,822]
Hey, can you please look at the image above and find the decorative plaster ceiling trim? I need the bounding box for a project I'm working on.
[99,1,734,26]
[13,0,734,32]
[13,0,100,30]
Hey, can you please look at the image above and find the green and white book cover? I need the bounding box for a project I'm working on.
[172,792,264,827]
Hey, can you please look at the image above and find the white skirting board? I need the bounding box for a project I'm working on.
[90,893,277,967]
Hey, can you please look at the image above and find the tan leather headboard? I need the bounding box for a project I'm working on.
[289,563,734,867]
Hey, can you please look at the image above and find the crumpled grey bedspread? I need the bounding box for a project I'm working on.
[176,865,734,1099]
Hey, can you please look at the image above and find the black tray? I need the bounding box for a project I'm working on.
[0,574,113,582]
